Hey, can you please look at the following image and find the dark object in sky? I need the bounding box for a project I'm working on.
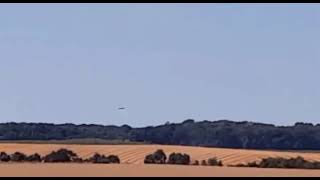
[118,107,126,110]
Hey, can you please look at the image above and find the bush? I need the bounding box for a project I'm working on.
[44,148,78,163]
[87,153,120,164]
[144,149,167,164]
[56,148,78,158]
[232,156,320,169]
[144,154,154,164]
[26,153,42,162]
[167,153,190,165]
[107,155,120,164]
[207,157,223,166]
[88,153,109,163]
[0,152,11,162]
[11,152,27,162]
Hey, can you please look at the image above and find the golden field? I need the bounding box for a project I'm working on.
[0,143,320,177]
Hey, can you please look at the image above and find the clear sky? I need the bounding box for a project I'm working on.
[0,3,319,127]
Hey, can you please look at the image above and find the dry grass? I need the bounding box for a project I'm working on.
[1,143,320,165]
[0,164,320,177]
[0,143,320,176]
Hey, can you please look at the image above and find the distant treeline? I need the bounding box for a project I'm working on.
[0,120,320,150]
[0,138,147,145]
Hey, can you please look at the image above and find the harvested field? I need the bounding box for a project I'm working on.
[0,144,320,177]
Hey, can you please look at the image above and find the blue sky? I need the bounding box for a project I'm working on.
[0,3,320,127]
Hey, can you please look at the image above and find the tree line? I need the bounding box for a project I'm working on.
[0,119,320,150]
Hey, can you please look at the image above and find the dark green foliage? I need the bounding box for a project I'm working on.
[87,153,120,164]
[88,153,120,164]
[88,153,110,164]
[57,148,78,157]
[107,155,120,164]
[144,154,155,164]
[233,156,320,169]
[207,157,223,166]
[144,150,191,165]
[0,152,11,162]
[168,153,190,165]
[144,149,167,164]
[1,120,320,150]
[0,150,121,164]
[26,153,42,162]
[11,152,27,162]
[43,148,78,163]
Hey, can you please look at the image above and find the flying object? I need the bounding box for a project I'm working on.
[118,107,126,110]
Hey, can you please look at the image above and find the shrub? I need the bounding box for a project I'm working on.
[153,149,167,164]
[107,155,120,164]
[88,153,109,163]
[11,152,27,162]
[232,156,320,169]
[167,153,190,165]
[144,149,167,164]
[144,154,154,164]
[0,152,11,162]
[56,148,78,158]
[87,153,120,164]
[207,157,223,166]
[44,148,78,163]
[26,153,42,162]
